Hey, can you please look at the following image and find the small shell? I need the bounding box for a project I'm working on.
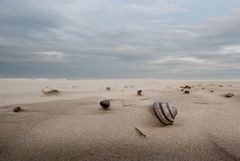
[41,87,59,95]
[153,101,177,125]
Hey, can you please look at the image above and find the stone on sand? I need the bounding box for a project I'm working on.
[184,90,190,94]
[100,100,110,109]
[13,106,21,112]
[224,93,234,98]
[184,85,191,89]
[137,90,142,96]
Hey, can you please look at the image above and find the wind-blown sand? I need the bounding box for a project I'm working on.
[0,79,240,161]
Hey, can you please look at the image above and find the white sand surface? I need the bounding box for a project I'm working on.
[0,79,240,161]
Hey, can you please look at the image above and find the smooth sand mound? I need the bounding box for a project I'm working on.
[0,79,240,161]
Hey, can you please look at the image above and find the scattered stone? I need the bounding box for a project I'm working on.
[153,101,178,125]
[42,87,59,95]
[106,87,111,91]
[210,90,214,92]
[184,90,190,94]
[137,90,142,96]
[201,87,205,89]
[184,85,191,89]
[181,89,184,91]
[219,85,223,87]
[224,93,234,98]
[13,106,21,112]
[124,85,128,88]
[100,100,110,109]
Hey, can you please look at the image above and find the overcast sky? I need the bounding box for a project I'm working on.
[0,0,240,79]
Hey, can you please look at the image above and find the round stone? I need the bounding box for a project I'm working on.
[13,106,21,112]
[100,100,110,109]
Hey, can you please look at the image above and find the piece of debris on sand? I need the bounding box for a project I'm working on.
[180,85,191,89]
[41,87,59,95]
[13,106,21,112]
[137,90,142,96]
[183,90,190,94]
[100,100,110,109]
[135,127,146,137]
[224,93,234,98]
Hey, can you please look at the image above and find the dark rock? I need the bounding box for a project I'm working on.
[224,93,234,98]
[184,85,191,89]
[184,90,190,94]
[106,87,111,91]
[219,85,223,87]
[137,90,142,96]
[201,87,205,89]
[210,90,214,92]
[100,100,110,109]
[13,106,21,112]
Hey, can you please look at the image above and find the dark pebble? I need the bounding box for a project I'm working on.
[184,85,191,89]
[100,100,110,109]
[184,90,190,94]
[13,106,21,112]
[224,93,234,98]
[137,90,142,95]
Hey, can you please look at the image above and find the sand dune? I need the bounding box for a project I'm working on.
[0,79,240,161]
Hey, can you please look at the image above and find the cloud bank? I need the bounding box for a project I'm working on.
[0,0,240,79]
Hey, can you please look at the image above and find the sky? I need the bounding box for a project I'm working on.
[0,0,240,79]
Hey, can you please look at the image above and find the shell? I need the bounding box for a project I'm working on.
[153,101,177,125]
[41,87,59,95]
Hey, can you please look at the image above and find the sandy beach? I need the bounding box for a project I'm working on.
[0,79,240,161]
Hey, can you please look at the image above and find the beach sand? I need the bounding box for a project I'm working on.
[0,79,240,161]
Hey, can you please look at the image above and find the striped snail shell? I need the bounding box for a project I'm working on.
[153,101,178,125]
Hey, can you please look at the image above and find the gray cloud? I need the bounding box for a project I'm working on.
[0,0,240,78]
